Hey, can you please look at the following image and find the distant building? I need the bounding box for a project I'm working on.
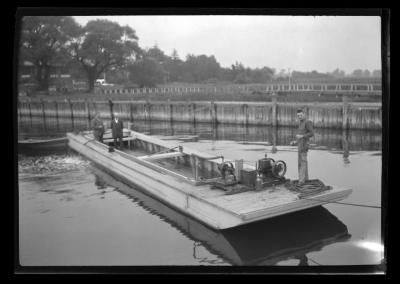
[19,61,75,93]
[19,61,72,82]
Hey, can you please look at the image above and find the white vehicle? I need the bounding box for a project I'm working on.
[95,79,114,86]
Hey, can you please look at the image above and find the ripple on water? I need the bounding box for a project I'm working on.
[18,154,91,176]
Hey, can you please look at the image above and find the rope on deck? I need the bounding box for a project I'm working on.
[286,179,381,209]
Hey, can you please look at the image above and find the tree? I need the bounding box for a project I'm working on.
[146,44,168,63]
[183,54,221,82]
[163,49,183,82]
[372,69,381,78]
[331,68,346,78]
[128,57,166,87]
[352,69,364,77]
[249,67,274,83]
[69,19,141,92]
[19,16,81,91]
[171,49,180,61]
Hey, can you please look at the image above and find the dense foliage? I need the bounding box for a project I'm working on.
[19,16,382,92]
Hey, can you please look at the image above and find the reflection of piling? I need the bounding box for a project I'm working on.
[272,126,278,153]
[145,101,151,122]
[130,101,134,123]
[68,99,74,129]
[85,99,90,129]
[40,98,46,125]
[55,101,59,131]
[210,101,217,126]
[342,129,350,164]
[28,99,32,127]
[212,121,218,141]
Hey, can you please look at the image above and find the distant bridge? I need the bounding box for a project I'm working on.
[95,83,382,96]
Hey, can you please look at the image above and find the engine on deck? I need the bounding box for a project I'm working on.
[255,154,287,190]
[211,154,289,194]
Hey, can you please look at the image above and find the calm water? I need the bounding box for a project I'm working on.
[17,116,383,266]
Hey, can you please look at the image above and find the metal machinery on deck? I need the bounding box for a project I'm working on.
[211,154,289,194]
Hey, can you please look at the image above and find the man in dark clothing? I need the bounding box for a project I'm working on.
[91,113,105,143]
[111,112,124,149]
[295,109,314,185]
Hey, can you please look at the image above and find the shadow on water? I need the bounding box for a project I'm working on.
[90,165,351,266]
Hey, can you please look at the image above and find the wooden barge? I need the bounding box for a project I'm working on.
[67,129,352,230]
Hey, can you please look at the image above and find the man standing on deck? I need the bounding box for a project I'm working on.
[91,113,105,143]
[295,108,314,185]
[111,112,124,149]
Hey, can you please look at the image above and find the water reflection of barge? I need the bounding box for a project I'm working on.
[92,166,351,265]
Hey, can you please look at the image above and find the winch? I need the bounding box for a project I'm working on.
[255,154,287,190]
[210,154,288,194]
[211,161,238,190]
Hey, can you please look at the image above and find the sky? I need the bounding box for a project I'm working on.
[73,15,381,74]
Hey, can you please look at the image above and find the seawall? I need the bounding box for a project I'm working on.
[18,98,382,130]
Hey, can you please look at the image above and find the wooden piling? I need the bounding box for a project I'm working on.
[243,104,249,127]
[191,103,196,124]
[108,98,114,119]
[169,100,173,123]
[342,95,349,130]
[271,92,278,127]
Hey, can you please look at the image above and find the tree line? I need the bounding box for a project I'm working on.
[18,16,382,93]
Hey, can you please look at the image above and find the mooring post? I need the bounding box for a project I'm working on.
[168,99,173,124]
[271,92,278,127]
[243,103,249,127]
[342,94,349,130]
[108,98,114,119]
[191,102,196,124]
